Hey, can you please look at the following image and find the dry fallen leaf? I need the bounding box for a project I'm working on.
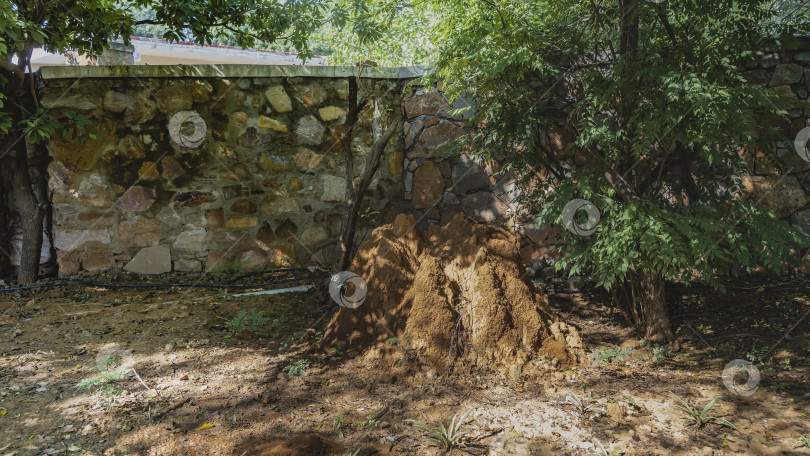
[197,423,214,430]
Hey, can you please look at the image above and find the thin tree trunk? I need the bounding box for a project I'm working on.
[0,169,10,278]
[333,77,361,273]
[11,132,45,285]
[332,77,399,273]
[636,271,674,342]
[3,47,44,285]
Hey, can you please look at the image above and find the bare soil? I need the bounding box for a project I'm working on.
[323,214,584,375]
[0,271,809,455]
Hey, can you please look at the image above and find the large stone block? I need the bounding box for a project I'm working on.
[116,186,156,212]
[404,91,452,119]
[320,175,346,202]
[40,93,98,111]
[258,116,288,132]
[294,147,323,170]
[461,191,509,223]
[174,259,203,272]
[238,250,269,272]
[297,115,326,146]
[124,245,172,275]
[769,64,805,86]
[742,175,810,218]
[260,196,300,216]
[451,154,490,195]
[155,84,193,113]
[119,217,161,247]
[54,229,111,252]
[103,91,130,112]
[173,228,208,252]
[407,121,464,158]
[265,86,293,112]
[318,106,347,122]
[412,161,444,209]
[292,84,326,108]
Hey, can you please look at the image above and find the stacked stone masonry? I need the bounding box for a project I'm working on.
[22,49,810,275]
[37,66,409,275]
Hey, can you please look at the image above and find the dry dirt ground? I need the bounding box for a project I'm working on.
[0,272,809,456]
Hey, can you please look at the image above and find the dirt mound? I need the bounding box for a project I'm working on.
[322,213,585,374]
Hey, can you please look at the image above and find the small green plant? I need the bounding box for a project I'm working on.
[640,340,675,364]
[670,393,737,430]
[76,357,131,408]
[333,411,347,437]
[793,433,810,448]
[590,346,634,365]
[359,207,380,219]
[782,358,792,371]
[389,334,417,367]
[746,345,768,364]
[283,359,310,377]
[357,413,380,429]
[566,393,607,416]
[584,438,624,456]
[406,407,474,450]
[227,307,270,332]
[345,450,361,456]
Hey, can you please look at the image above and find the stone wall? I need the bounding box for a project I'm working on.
[36,65,416,275]
[26,49,810,277]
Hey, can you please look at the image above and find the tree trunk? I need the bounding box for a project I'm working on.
[0,168,10,278]
[333,77,361,273]
[2,48,44,285]
[11,132,45,285]
[636,271,674,343]
[612,270,674,343]
[332,77,399,273]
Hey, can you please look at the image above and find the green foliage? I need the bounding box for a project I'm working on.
[590,346,635,364]
[403,0,810,300]
[283,359,310,377]
[226,307,270,333]
[76,356,131,408]
[406,407,474,450]
[19,110,98,145]
[317,0,439,66]
[746,345,768,364]
[357,413,380,429]
[333,411,347,437]
[670,393,737,430]
[640,340,674,363]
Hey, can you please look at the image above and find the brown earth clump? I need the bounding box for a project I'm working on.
[322,213,585,374]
